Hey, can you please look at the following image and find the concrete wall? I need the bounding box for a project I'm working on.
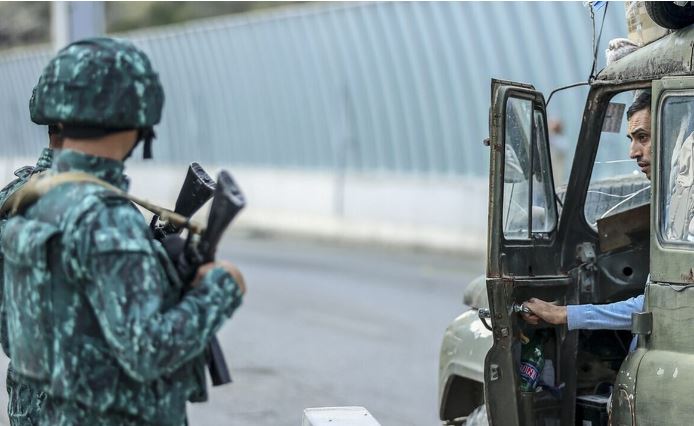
[0,156,488,253]
[232,168,489,252]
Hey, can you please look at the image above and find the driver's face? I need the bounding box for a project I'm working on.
[627,108,652,180]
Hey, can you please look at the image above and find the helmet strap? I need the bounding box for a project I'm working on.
[143,140,152,159]
[122,140,140,162]
[140,128,155,159]
[122,128,155,161]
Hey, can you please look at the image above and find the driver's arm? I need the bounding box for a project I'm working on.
[522,295,644,330]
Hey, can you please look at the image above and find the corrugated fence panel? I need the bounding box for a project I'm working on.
[0,48,52,157]
[0,1,627,176]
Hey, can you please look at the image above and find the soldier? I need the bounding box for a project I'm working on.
[0,124,62,425]
[2,37,246,425]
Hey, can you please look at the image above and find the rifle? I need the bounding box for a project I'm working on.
[150,162,216,240]
[159,169,246,387]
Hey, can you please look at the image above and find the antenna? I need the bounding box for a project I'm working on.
[588,2,609,82]
[546,81,590,106]
[546,3,608,106]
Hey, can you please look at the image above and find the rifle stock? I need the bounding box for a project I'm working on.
[199,171,245,263]
[174,163,216,218]
[151,162,216,240]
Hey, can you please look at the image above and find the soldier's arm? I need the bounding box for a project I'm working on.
[73,201,243,382]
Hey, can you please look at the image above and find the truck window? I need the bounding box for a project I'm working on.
[532,109,555,234]
[584,90,651,230]
[503,96,556,239]
[659,94,694,243]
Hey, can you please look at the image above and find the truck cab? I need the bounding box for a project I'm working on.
[439,22,694,426]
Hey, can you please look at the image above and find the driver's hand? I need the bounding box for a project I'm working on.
[521,311,542,325]
[520,298,567,325]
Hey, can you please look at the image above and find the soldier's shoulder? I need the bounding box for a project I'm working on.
[35,183,144,233]
[69,194,150,253]
[38,180,128,208]
[72,188,146,235]
[71,185,140,217]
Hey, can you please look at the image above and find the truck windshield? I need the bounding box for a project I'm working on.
[585,90,651,230]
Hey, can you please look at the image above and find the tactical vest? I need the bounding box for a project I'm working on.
[2,180,206,425]
[0,166,38,357]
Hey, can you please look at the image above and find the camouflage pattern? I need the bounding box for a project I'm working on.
[0,148,53,426]
[3,149,243,425]
[29,37,164,128]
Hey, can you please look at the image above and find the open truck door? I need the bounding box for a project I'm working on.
[484,79,573,425]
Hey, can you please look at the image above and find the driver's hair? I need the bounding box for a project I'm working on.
[627,91,651,120]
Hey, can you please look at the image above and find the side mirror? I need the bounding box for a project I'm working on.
[631,311,652,336]
[478,308,493,331]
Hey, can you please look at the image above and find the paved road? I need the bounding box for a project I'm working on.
[0,235,483,425]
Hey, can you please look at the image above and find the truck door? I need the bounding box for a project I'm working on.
[612,77,694,425]
[484,80,571,425]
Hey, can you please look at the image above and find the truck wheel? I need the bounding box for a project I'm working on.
[646,1,694,29]
[464,405,489,426]
[443,405,489,426]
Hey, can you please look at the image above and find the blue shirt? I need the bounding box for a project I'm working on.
[567,293,645,352]
[566,295,645,330]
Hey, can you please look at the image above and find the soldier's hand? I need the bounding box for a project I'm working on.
[520,298,567,325]
[193,261,246,294]
[217,260,246,295]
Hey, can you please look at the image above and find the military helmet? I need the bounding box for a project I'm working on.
[29,37,164,130]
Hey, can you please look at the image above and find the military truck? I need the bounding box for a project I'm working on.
[438,6,694,426]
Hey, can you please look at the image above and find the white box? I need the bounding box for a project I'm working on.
[302,407,382,426]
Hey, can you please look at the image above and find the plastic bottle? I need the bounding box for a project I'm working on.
[519,331,546,392]
[541,359,555,387]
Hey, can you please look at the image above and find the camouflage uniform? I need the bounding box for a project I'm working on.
[0,148,53,425]
[3,38,244,425]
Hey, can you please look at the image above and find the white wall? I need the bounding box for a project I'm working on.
[0,157,488,253]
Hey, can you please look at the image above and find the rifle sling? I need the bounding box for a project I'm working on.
[0,172,204,234]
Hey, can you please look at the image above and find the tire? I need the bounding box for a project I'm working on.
[645,1,694,30]
[464,405,489,426]
[442,404,489,426]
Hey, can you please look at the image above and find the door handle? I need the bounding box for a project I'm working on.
[478,308,493,331]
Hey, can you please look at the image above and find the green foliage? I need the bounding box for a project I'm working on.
[106,2,305,33]
[0,1,305,51]
[0,2,50,49]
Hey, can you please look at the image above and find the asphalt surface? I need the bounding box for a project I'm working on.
[0,235,483,426]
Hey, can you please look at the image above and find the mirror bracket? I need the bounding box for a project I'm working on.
[631,311,653,336]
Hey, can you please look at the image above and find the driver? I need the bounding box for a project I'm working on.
[522,91,651,333]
